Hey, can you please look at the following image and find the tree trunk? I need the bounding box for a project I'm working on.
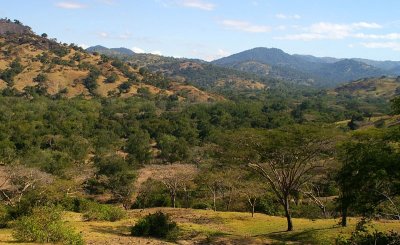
[283,198,293,231]
[185,191,189,208]
[171,192,176,208]
[213,191,217,211]
[252,204,255,217]
[341,206,348,227]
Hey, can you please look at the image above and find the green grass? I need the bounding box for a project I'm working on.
[1,208,399,244]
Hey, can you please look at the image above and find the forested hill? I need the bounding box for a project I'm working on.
[86,45,268,91]
[0,20,221,102]
[212,47,400,87]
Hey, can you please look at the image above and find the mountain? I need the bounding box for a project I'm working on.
[86,46,268,91]
[0,22,221,102]
[86,45,135,56]
[212,47,396,87]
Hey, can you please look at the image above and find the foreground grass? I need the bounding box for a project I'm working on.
[0,208,399,244]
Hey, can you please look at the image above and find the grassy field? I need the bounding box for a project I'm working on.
[1,208,400,244]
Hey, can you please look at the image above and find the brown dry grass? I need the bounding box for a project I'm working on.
[1,207,400,244]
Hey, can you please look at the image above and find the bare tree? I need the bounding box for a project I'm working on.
[144,164,198,208]
[301,183,328,218]
[239,179,265,217]
[0,165,53,206]
[200,171,225,212]
[250,137,331,231]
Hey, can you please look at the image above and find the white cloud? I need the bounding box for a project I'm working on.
[221,19,270,33]
[361,42,400,51]
[79,44,89,49]
[353,33,400,40]
[182,0,215,10]
[275,14,301,20]
[56,2,86,9]
[192,48,230,61]
[98,0,115,4]
[131,47,145,53]
[150,50,162,55]
[98,32,109,38]
[276,21,382,41]
[166,0,216,11]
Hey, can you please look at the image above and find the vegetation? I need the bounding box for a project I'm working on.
[131,211,178,240]
[12,206,83,244]
[1,20,400,244]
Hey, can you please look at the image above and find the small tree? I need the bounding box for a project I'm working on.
[239,179,265,217]
[143,164,198,208]
[249,126,333,231]
[391,96,400,115]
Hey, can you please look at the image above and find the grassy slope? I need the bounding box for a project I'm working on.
[1,208,399,244]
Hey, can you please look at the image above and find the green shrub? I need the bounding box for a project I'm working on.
[192,202,210,210]
[131,211,178,241]
[0,204,10,228]
[12,206,83,245]
[82,202,125,222]
[336,219,400,245]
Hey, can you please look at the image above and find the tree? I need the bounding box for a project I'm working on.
[336,130,400,227]
[249,126,333,231]
[199,170,225,212]
[239,179,265,217]
[126,129,152,164]
[41,33,48,38]
[0,165,53,206]
[94,154,135,209]
[157,134,188,163]
[145,164,198,208]
[391,96,400,115]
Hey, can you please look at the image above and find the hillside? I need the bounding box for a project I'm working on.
[86,46,267,91]
[212,47,396,87]
[0,21,221,102]
[334,76,400,99]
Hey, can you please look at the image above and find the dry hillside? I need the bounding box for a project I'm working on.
[0,20,222,102]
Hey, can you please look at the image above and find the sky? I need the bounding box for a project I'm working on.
[2,0,400,61]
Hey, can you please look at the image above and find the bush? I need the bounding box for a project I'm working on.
[192,202,210,210]
[131,211,178,240]
[0,204,9,228]
[336,219,400,245]
[82,202,125,222]
[12,206,83,245]
[105,73,118,83]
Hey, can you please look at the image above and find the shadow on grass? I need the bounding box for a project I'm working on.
[90,225,131,237]
[262,226,337,244]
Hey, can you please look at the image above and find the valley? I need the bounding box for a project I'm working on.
[0,15,399,245]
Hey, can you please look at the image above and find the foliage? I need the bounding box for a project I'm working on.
[392,96,400,114]
[336,219,400,245]
[131,211,178,240]
[82,201,125,221]
[336,127,400,226]
[12,206,84,244]
[0,59,24,86]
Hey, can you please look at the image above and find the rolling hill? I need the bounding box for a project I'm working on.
[86,46,268,91]
[0,20,221,102]
[212,47,399,87]
[334,76,400,99]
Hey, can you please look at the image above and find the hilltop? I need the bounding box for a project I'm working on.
[0,20,221,102]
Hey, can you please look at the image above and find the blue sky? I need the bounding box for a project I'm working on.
[2,0,400,61]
